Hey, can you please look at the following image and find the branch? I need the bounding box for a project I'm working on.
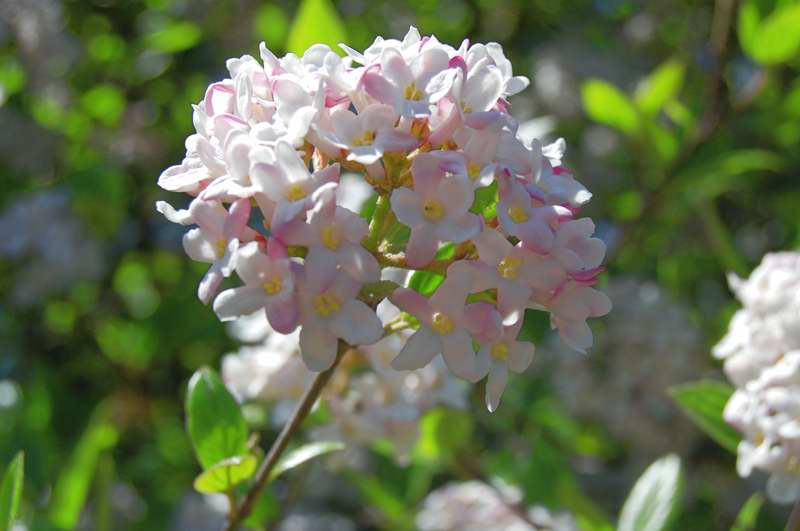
[222,342,349,531]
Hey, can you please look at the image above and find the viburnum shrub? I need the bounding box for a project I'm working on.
[157,27,610,528]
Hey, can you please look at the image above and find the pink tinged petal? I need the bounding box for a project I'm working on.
[251,162,288,202]
[330,299,383,345]
[157,164,208,193]
[339,245,381,283]
[218,238,240,277]
[189,199,226,238]
[389,287,432,319]
[348,145,383,165]
[497,281,532,326]
[556,317,593,354]
[156,201,193,225]
[266,301,299,334]
[224,198,251,239]
[362,103,399,131]
[434,213,481,243]
[411,154,445,197]
[486,360,509,412]
[205,82,235,116]
[274,218,315,247]
[305,246,338,293]
[339,211,369,242]
[362,72,401,108]
[464,66,504,112]
[330,108,360,144]
[299,323,339,371]
[406,227,440,268]
[273,79,312,121]
[439,175,473,215]
[233,242,271,284]
[195,136,226,176]
[505,76,530,96]
[463,302,503,343]
[312,162,340,187]
[183,228,217,263]
[381,48,414,91]
[473,230,509,266]
[392,326,440,370]
[198,268,223,305]
[270,198,310,232]
[430,276,471,319]
[375,130,418,152]
[507,340,534,373]
[412,47,450,87]
[463,110,503,129]
[390,188,424,228]
[425,65,459,102]
[225,132,253,182]
[517,219,555,254]
[586,288,612,317]
[213,286,267,321]
[446,261,496,294]
[442,330,479,381]
[276,141,312,185]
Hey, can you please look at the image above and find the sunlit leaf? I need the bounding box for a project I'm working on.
[413,408,474,462]
[269,441,344,482]
[193,454,258,493]
[186,367,249,469]
[49,411,119,530]
[731,493,764,531]
[618,454,683,531]
[81,84,126,127]
[582,79,640,135]
[286,0,347,55]
[670,381,741,454]
[745,4,800,65]
[146,21,202,53]
[635,60,685,114]
[254,4,290,49]
[0,452,24,531]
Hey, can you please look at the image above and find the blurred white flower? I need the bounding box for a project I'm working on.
[416,480,576,531]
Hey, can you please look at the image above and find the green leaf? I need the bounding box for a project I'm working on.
[730,493,763,531]
[408,271,444,296]
[618,454,684,531]
[81,84,126,127]
[186,367,249,469]
[635,60,685,114]
[582,79,640,135]
[413,408,474,463]
[269,441,344,482]
[669,380,741,454]
[746,4,800,65]
[738,0,762,57]
[286,0,347,56]
[193,454,258,494]
[0,452,24,531]
[345,471,414,531]
[49,411,119,530]
[146,21,202,54]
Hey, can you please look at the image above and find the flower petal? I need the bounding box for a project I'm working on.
[330,299,383,345]
[299,323,339,371]
[392,326,440,370]
[213,286,267,321]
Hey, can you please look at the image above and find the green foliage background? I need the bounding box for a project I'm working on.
[1,0,799,529]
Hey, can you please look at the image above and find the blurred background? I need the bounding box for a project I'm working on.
[1,0,799,529]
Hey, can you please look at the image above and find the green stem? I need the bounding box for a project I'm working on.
[364,194,391,252]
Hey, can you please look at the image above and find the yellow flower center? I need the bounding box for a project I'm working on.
[431,312,454,335]
[286,183,307,201]
[422,198,444,221]
[352,130,376,146]
[214,239,228,257]
[262,274,283,295]
[496,255,522,279]
[403,82,424,101]
[491,342,509,361]
[507,206,529,223]
[313,292,340,317]
[467,162,481,181]
[320,225,339,250]
[460,100,473,113]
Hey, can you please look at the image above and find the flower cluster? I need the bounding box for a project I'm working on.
[715,252,800,502]
[157,27,609,411]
